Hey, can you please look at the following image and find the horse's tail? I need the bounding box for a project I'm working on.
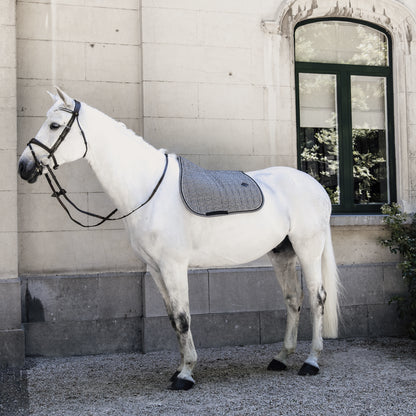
[322,226,340,338]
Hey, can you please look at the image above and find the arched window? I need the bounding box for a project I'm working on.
[295,19,395,213]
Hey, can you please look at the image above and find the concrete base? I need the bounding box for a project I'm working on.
[0,329,25,368]
[0,279,25,368]
[21,272,143,357]
[18,264,408,357]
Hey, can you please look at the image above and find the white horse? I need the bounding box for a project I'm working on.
[18,88,340,390]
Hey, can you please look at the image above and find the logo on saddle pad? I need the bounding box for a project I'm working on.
[178,156,264,216]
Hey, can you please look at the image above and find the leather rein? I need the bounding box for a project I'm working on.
[27,100,169,228]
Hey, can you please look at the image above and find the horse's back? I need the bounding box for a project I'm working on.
[248,166,332,227]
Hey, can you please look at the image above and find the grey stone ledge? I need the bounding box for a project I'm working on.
[331,214,386,227]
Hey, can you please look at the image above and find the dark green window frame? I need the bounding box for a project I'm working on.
[295,18,396,214]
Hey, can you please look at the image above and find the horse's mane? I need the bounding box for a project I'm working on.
[116,120,169,155]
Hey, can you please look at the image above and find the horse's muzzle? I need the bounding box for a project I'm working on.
[18,157,41,183]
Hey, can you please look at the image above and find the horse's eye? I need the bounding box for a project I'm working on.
[49,122,61,130]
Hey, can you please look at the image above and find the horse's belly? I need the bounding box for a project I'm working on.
[186,207,289,268]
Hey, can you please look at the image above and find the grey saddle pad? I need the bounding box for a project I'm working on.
[178,156,264,216]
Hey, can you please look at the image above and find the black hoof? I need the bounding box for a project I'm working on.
[267,359,287,371]
[170,377,195,391]
[169,371,180,382]
[298,362,319,376]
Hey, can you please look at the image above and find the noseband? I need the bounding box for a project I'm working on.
[26,100,169,228]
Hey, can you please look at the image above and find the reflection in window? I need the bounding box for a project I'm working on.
[351,76,388,204]
[295,20,388,66]
[299,73,340,204]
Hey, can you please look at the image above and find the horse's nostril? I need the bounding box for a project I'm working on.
[18,158,38,182]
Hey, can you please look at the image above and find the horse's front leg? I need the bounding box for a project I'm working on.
[149,265,197,390]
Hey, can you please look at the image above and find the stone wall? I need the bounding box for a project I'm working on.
[16,0,143,275]
[0,0,24,368]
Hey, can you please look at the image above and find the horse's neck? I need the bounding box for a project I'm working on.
[83,105,166,214]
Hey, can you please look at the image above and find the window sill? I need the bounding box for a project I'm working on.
[330,214,386,227]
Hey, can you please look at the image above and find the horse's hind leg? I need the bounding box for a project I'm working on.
[148,265,197,390]
[291,233,327,376]
[267,237,303,371]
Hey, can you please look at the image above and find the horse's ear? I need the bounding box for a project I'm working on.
[55,86,74,108]
[47,91,58,102]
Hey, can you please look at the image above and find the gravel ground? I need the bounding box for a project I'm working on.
[1,337,415,416]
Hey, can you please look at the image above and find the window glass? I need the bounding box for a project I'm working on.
[351,76,388,204]
[295,21,388,66]
[299,73,340,204]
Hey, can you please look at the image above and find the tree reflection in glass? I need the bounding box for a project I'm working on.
[299,73,340,204]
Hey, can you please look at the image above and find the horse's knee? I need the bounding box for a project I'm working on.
[169,312,190,334]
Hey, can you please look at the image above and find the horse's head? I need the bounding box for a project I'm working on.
[18,87,87,183]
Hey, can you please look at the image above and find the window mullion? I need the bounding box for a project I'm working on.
[338,71,353,212]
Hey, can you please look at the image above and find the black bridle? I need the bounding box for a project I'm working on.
[28,100,87,171]
[27,100,169,228]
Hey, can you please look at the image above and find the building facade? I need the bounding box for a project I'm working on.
[1,0,415,366]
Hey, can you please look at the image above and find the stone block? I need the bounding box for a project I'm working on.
[144,117,254,156]
[0,192,17,232]
[23,275,99,323]
[142,8,198,45]
[0,329,25,368]
[22,273,142,324]
[383,263,407,301]
[16,2,52,40]
[143,43,250,84]
[17,3,140,45]
[208,268,282,314]
[143,269,209,317]
[85,0,138,9]
[198,11,261,48]
[338,264,384,306]
[142,0,268,14]
[18,79,142,119]
[0,280,22,330]
[17,39,85,81]
[0,233,18,278]
[0,0,15,26]
[143,81,198,118]
[0,104,17,151]
[0,150,17,191]
[86,44,141,83]
[338,305,369,338]
[142,312,261,352]
[252,120,296,157]
[198,84,264,120]
[192,312,260,348]
[18,193,88,233]
[142,316,176,352]
[262,307,313,342]
[18,229,139,275]
[25,318,141,356]
[259,310,286,344]
[331,226,397,265]
[97,273,142,320]
[368,304,407,337]
[0,26,16,69]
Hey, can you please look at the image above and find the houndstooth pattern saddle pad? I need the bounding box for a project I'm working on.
[178,156,264,216]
